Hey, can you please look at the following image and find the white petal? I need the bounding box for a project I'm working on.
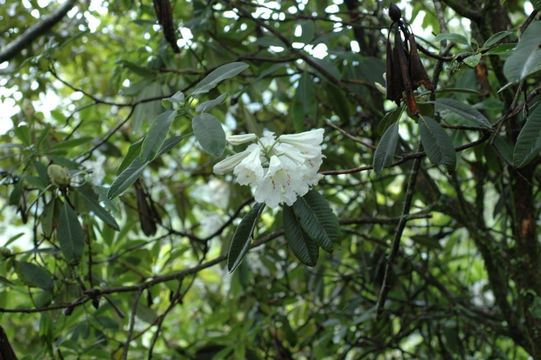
[234,146,264,185]
[278,128,324,146]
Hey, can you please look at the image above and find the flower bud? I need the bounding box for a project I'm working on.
[226,133,257,145]
[47,164,71,187]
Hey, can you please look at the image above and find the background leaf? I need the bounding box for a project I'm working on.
[16,262,54,290]
[58,201,85,264]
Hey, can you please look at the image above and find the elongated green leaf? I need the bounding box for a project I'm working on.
[513,105,541,167]
[482,30,513,49]
[376,106,403,136]
[16,262,54,290]
[419,116,457,171]
[108,157,148,199]
[157,135,183,156]
[435,98,491,128]
[140,110,176,162]
[196,93,227,112]
[58,201,85,264]
[190,62,249,96]
[292,190,339,252]
[227,203,264,273]
[283,206,318,266]
[373,122,399,174]
[116,139,143,175]
[78,186,119,231]
[192,113,226,157]
[504,21,541,83]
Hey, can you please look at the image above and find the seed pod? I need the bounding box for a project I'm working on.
[47,164,71,188]
[0,326,17,360]
[153,0,180,53]
[389,4,402,23]
[408,35,434,91]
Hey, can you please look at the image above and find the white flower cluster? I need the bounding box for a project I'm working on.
[213,129,324,208]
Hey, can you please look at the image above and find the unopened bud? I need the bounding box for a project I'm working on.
[47,164,71,187]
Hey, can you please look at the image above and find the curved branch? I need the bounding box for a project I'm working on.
[0,0,77,63]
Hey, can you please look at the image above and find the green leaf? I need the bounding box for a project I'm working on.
[16,262,54,290]
[435,98,491,128]
[116,139,143,175]
[503,21,541,83]
[140,110,176,162]
[419,116,457,171]
[78,185,119,231]
[196,93,227,112]
[227,203,264,273]
[190,62,249,96]
[376,106,403,136]
[512,105,541,167]
[373,122,399,174]
[434,33,469,46]
[292,190,339,252]
[58,201,85,264]
[463,53,481,67]
[108,157,149,199]
[192,113,226,157]
[292,72,316,132]
[482,30,514,49]
[283,206,318,266]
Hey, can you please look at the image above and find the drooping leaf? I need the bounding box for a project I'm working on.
[376,106,403,136]
[190,62,249,96]
[108,157,149,199]
[512,105,541,168]
[58,201,85,264]
[292,72,316,132]
[292,190,339,252]
[15,262,54,290]
[227,203,264,273]
[192,113,226,157]
[140,110,176,162]
[434,98,491,128]
[503,21,541,83]
[196,93,227,112]
[419,116,457,171]
[283,206,318,266]
[373,121,399,174]
[78,185,119,231]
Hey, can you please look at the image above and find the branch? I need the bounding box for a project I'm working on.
[376,144,423,316]
[0,0,77,63]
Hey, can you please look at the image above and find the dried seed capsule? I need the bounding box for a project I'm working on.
[389,4,402,23]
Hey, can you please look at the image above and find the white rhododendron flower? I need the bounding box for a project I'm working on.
[213,128,325,208]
